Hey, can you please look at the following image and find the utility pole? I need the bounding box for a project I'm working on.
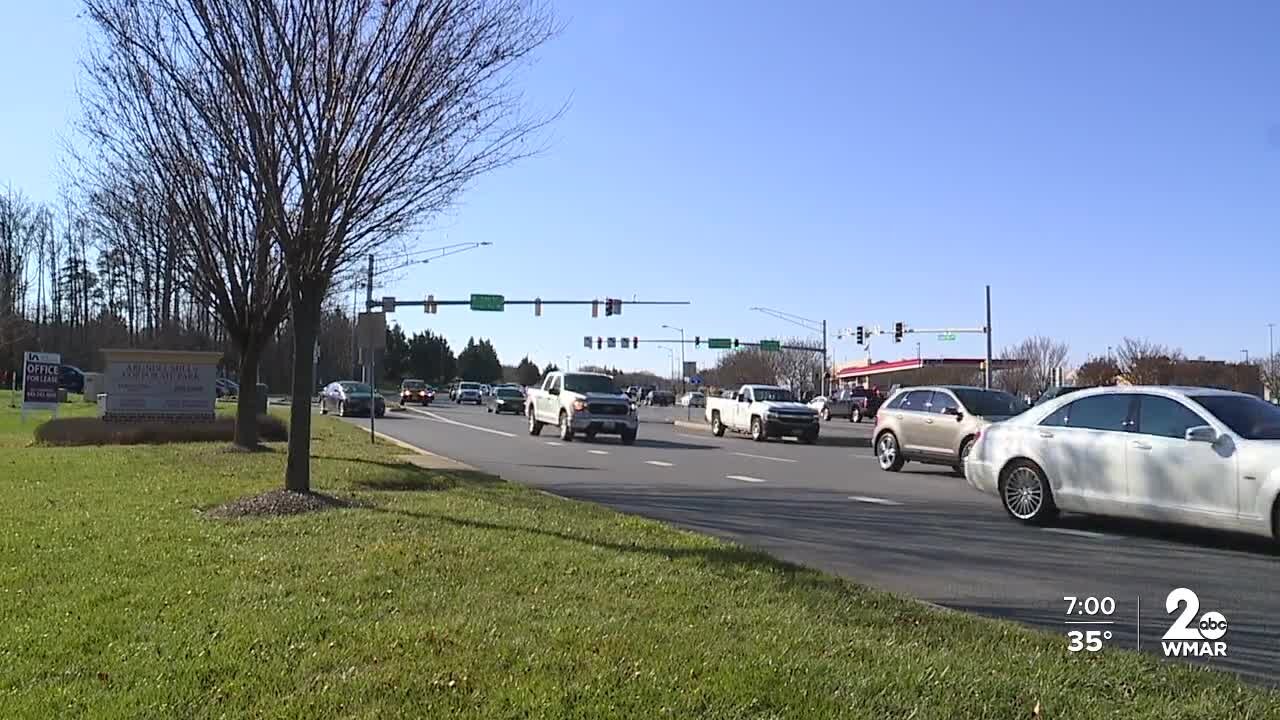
[984,284,993,390]
[1269,323,1274,360]
[663,324,687,419]
[365,254,375,385]
[822,319,828,396]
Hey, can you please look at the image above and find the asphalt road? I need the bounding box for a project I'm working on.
[339,401,1280,685]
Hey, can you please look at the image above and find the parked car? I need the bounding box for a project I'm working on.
[525,371,638,443]
[487,385,527,415]
[399,378,434,406]
[1034,385,1088,406]
[215,378,240,398]
[454,382,483,405]
[319,381,386,418]
[874,386,1027,475]
[59,365,86,394]
[677,391,706,408]
[809,387,883,422]
[705,384,820,443]
[966,386,1280,539]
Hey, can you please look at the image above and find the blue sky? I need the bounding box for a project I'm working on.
[2,1,1278,374]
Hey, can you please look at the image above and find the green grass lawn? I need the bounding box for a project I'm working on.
[0,405,1277,719]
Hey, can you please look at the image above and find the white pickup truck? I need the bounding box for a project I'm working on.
[705,384,820,443]
[525,371,639,444]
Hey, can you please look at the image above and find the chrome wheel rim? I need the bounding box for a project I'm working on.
[877,435,896,468]
[1004,467,1043,520]
[821,408,830,421]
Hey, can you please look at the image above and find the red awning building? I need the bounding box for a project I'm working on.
[833,357,1025,389]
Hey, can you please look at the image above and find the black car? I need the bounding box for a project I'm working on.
[487,385,526,414]
[399,379,434,406]
[59,365,86,394]
[319,381,386,417]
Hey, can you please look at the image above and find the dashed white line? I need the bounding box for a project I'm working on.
[1042,528,1108,539]
[849,454,878,460]
[544,441,563,447]
[587,449,609,455]
[849,496,903,506]
[726,474,767,483]
[675,433,707,440]
[409,408,517,438]
[645,460,673,467]
[732,452,796,464]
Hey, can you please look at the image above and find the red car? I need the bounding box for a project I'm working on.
[399,379,434,406]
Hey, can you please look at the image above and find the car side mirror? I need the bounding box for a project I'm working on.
[549,388,559,396]
[738,395,749,403]
[942,406,962,419]
[1185,425,1217,443]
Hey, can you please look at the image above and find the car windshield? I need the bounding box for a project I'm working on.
[402,381,424,390]
[953,388,1028,417]
[563,374,617,394]
[496,388,523,398]
[753,388,795,402]
[1189,395,1280,440]
[460,383,480,391]
[340,382,371,394]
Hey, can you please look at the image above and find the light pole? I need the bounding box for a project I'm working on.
[656,345,676,387]
[1242,349,1250,364]
[662,324,687,419]
[566,355,572,372]
[1269,323,1275,361]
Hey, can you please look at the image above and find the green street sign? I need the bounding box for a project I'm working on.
[708,337,732,350]
[469,293,505,312]
[938,333,957,341]
[759,340,782,352]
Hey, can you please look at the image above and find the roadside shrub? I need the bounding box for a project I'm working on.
[34,415,288,446]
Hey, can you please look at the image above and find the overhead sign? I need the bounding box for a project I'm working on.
[583,336,592,349]
[689,375,703,385]
[100,349,221,422]
[759,340,781,352]
[381,296,396,312]
[607,337,617,349]
[469,293,505,312]
[708,338,732,349]
[938,333,957,341]
[22,351,61,417]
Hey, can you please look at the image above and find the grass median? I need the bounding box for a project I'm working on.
[0,403,1277,718]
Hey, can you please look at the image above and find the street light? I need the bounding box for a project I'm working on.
[662,324,688,419]
[655,345,676,386]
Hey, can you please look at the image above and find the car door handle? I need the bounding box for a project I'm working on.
[1131,440,1152,450]
[924,418,934,424]
[1037,430,1054,438]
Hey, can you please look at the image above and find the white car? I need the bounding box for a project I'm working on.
[966,385,1280,540]
[454,382,483,405]
[676,392,706,408]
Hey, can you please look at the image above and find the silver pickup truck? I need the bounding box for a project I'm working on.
[525,371,639,444]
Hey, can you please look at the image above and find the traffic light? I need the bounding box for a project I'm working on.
[613,299,622,315]
[534,298,542,317]
[894,322,905,343]
[694,336,701,348]
[733,338,739,348]
[855,325,864,344]
[425,295,437,314]
[605,298,614,317]
[596,337,603,350]
[592,299,599,318]
[632,336,639,348]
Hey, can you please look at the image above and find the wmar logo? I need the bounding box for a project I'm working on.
[1161,588,1228,658]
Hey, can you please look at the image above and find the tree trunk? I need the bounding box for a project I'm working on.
[285,292,322,492]
[233,340,262,449]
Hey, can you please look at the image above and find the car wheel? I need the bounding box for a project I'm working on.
[621,429,637,445]
[851,407,862,423]
[319,400,328,415]
[1000,461,1058,524]
[750,416,766,442]
[558,411,574,442]
[876,432,904,472]
[821,407,831,421]
[487,407,493,413]
[711,412,726,437]
[528,410,543,436]
[954,437,976,477]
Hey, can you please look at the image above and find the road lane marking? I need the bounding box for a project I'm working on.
[645,460,673,467]
[544,441,563,447]
[410,408,517,437]
[848,496,903,506]
[1042,528,1107,539]
[587,449,609,455]
[849,454,878,460]
[726,474,767,483]
[732,452,796,464]
[675,433,707,440]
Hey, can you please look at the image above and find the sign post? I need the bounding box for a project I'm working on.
[21,351,61,422]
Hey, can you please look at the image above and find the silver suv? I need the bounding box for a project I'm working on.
[873,385,1027,474]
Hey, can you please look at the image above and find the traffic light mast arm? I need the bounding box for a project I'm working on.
[900,326,987,334]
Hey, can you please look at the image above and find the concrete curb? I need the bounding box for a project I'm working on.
[371,429,478,472]
[673,420,707,433]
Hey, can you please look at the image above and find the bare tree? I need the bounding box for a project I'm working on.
[1115,337,1182,385]
[1075,356,1120,387]
[997,336,1070,398]
[82,3,292,449]
[768,339,825,397]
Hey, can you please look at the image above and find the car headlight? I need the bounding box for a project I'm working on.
[629,402,638,413]
[572,399,588,412]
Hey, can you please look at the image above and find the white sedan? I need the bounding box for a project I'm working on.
[966,386,1280,540]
